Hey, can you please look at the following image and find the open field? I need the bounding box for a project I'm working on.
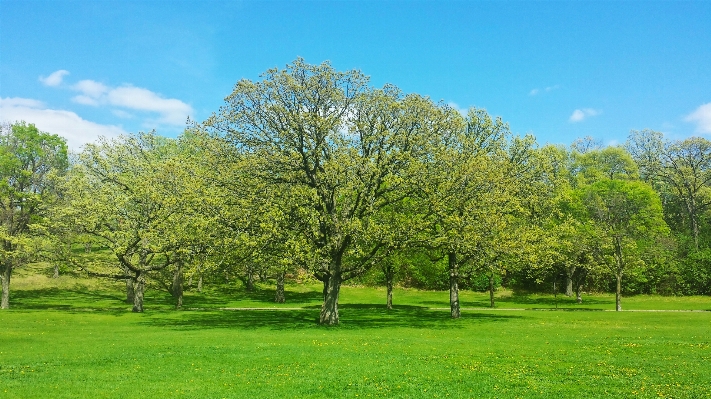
[2,273,710,398]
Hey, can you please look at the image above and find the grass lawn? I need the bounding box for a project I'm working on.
[1,273,710,398]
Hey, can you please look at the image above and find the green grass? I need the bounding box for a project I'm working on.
[2,272,711,398]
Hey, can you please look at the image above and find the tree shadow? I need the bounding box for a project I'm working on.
[505,293,612,308]
[140,304,523,331]
[418,294,614,309]
[183,285,324,308]
[10,287,128,310]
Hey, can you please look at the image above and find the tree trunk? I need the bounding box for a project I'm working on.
[125,278,135,303]
[320,271,341,325]
[449,252,460,318]
[489,272,495,308]
[245,270,255,291]
[53,264,59,279]
[123,266,135,303]
[686,198,699,250]
[382,259,395,310]
[322,276,329,302]
[615,273,622,311]
[197,274,203,292]
[172,263,183,309]
[576,284,583,304]
[274,271,285,303]
[1,264,12,309]
[132,274,145,313]
[386,276,394,310]
[565,265,575,297]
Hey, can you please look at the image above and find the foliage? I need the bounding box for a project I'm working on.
[0,121,67,309]
[62,132,196,312]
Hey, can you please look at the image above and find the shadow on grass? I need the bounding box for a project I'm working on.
[141,303,523,331]
[190,285,323,306]
[503,294,613,307]
[419,293,614,309]
[11,287,128,310]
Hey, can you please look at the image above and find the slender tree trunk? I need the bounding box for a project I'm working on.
[448,252,460,318]
[132,274,145,313]
[53,264,59,279]
[686,198,699,250]
[172,263,184,309]
[576,284,583,304]
[274,271,285,303]
[489,271,495,308]
[615,273,622,312]
[197,264,203,292]
[320,271,341,325]
[565,265,575,297]
[1,264,12,309]
[384,263,394,310]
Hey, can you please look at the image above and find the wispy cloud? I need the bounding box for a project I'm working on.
[684,103,711,134]
[0,96,126,150]
[43,70,193,127]
[529,85,560,96]
[69,79,192,126]
[569,108,601,123]
[39,70,70,87]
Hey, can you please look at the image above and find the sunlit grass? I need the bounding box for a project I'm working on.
[2,270,710,398]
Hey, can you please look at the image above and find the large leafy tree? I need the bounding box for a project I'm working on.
[0,121,68,309]
[572,180,668,311]
[204,59,439,325]
[64,132,192,312]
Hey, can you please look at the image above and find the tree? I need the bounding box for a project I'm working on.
[204,59,440,325]
[65,132,191,312]
[413,107,527,316]
[0,121,68,309]
[573,180,668,311]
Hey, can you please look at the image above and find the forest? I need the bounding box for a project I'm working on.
[2,59,710,325]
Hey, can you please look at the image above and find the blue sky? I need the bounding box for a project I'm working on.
[1,0,709,149]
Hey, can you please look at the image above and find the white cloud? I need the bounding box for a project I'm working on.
[39,70,70,87]
[0,97,46,108]
[529,85,559,96]
[67,78,192,126]
[0,96,126,150]
[684,103,711,134]
[73,79,109,98]
[71,95,101,106]
[107,86,192,125]
[569,108,601,123]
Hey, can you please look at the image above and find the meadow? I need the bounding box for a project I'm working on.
[1,270,710,398]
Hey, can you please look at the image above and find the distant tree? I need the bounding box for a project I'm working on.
[0,121,68,309]
[572,180,668,311]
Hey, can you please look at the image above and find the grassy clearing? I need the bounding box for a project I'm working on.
[2,272,710,398]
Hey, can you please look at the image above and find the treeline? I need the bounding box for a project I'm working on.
[1,59,709,324]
